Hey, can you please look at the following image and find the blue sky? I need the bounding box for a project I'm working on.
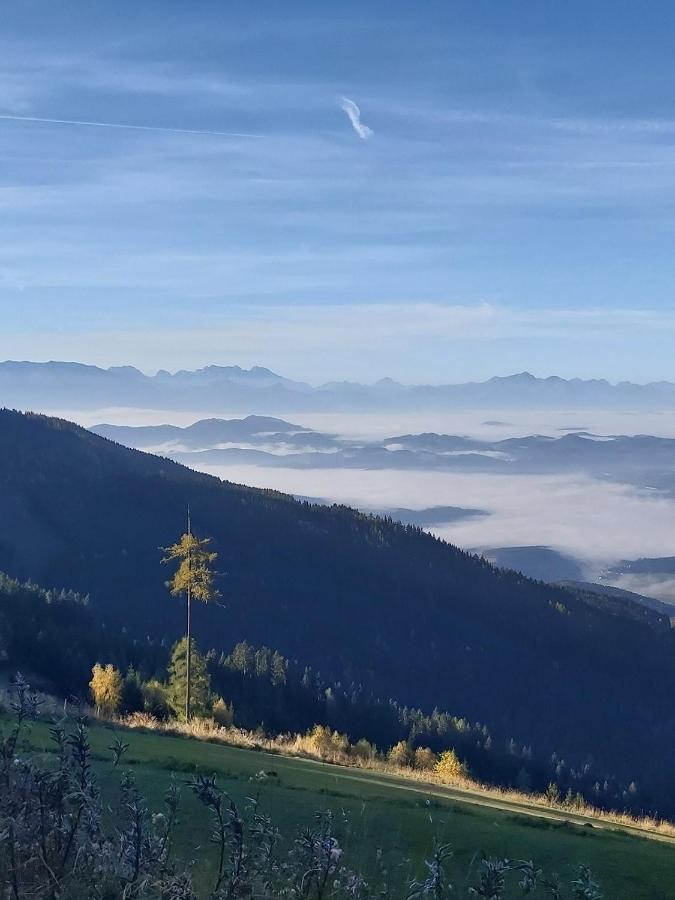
[1,1,675,382]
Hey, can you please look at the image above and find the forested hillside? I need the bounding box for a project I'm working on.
[1,409,674,814]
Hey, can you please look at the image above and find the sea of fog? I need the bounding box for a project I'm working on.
[60,406,675,441]
[54,406,675,588]
[188,464,675,575]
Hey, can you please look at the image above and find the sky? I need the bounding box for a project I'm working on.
[2,1,675,383]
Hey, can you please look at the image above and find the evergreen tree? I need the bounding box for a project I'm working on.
[120,666,145,714]
[167,637,211,719]
[254,647,269,678]
[229,641,254,675]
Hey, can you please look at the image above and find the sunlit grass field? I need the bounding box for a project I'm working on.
[13,716,675,898]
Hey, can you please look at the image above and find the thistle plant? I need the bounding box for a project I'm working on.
[406,842,454,899]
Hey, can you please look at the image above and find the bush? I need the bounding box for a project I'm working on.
[414,746,437,771]
[304,724,350,761]
[351,737,377,762]
[212,696,235,727]
[142,679,171,720]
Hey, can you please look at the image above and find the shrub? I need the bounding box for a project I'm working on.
[413,746,437,771]
[545,781,562,805]
[123,711,161,730]
[303,724,350,760]
[351,737,377,762]
[212,696,235,727]
[142,679,171,720]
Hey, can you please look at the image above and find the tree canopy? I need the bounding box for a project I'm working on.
[162,533,219,604]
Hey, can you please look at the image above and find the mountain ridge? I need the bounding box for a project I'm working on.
[3,360,675,411]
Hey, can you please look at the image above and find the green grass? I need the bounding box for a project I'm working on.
[13,717,675,898]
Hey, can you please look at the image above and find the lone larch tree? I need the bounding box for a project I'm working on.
[162,511,219,720]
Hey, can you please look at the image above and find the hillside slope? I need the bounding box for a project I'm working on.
[0,409,674,803]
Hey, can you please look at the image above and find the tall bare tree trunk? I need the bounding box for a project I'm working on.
[186,510,192,721]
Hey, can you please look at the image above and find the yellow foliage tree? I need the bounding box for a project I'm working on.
[89,663,122,717]
[388,740,412,768]
[435,748,468,782]
[162,521,218,721]
[306,724,349,760]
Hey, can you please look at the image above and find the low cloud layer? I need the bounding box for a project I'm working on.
[183,462,675,572]
[609,574,675,604]
[61,406,675,579]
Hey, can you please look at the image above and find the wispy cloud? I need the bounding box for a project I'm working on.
[338,96,373,140]
[0,113,259,139]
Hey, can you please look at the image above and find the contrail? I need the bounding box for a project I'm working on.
[0,113,260,139]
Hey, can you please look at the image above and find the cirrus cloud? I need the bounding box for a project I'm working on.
[338,95,373,140]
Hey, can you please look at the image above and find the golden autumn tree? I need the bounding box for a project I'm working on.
[162,514,219,720]
[89,663,123,717]
[435,748,469,782]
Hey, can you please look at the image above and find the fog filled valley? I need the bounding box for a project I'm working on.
[50,390,675,608]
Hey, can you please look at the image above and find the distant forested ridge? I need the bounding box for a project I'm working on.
[0,409,674,816]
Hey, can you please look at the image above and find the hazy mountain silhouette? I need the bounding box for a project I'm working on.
[4,360,675,412]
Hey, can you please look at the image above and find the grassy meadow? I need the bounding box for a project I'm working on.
[10,714,675,898]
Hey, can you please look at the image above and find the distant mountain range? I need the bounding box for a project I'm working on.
[92,415,675,498]
[4,360,675,411]
[93,415,314,450]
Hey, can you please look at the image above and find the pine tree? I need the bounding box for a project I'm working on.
[254,647,270,678]
[229,641,254,675]
[166,637,211,720]
[162,517,218,720]
[270,651,288,686]
[120,666,145,715]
